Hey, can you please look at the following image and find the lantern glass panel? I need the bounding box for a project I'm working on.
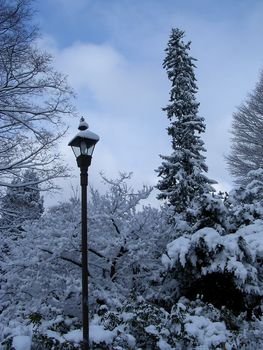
[80,140,88,155]
[71,146,81,158]
[88,144,95,156]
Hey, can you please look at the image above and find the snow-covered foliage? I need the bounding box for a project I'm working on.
[0,194,83,346]
[0,173,170,347]
[0,170,44,228]
[226,168,263,229]
[86,296,263,349]
[162,225,263,310]
[186,192,230,234]
[88,172,170,309]
[156,28,215,219]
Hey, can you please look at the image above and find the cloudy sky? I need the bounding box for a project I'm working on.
[34,0,263,206]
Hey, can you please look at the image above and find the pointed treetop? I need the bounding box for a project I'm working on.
[78,117,89,131]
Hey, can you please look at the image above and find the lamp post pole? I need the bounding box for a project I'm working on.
[69,118,99,350]
[77,155,92,350]
[80,165,89,349]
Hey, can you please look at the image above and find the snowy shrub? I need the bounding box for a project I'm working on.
[89,297,169,349]
[0,315,82,349]
[186,192,230,234]
[0,201,82,324]
[167,297,263,349]
[167,297,232,349]
[162,226,263,314]
[89,296,258,349]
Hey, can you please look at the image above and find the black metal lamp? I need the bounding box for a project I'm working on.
[68,117,99,350]
[69,117,99,169]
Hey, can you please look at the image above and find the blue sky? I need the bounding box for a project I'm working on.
[34,0,263,205]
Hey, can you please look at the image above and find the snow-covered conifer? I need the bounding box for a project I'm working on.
[0,170,44,227]
[156,28,214,217]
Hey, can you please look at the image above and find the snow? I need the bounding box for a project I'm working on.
[145,324,158,335]
[237,220,263,258]
[68,129,99,145]
[126,334,136,347]
[192,227,222,250]
[184,315,227,348]
[12,336,31,350]
[46,330,63,342]
[90,324,115,344]
[157,339,173,350]
[121,312,135,321]
[64,329,82,342]
[163,224,263,295]
[78,117,89,130]
[163,236,191,267]
[227,257,248,282]
[45,326,116,345]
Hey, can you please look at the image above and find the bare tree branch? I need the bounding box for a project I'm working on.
[0,0,76,191]
[227,70,263,185]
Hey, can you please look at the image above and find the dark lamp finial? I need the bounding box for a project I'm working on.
[78,117,89,131]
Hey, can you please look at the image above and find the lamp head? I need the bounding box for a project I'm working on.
[68,117,99,168]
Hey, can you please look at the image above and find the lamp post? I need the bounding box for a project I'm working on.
[68,117,99,350]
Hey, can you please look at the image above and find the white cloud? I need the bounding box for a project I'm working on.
[53,41,167,116]
[55,42,124,92]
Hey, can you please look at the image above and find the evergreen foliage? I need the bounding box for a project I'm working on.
[0,170,44,227]
[161,226,263,313]
[156,28,214,216]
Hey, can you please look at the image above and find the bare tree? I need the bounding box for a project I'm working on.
[0,0,75,191]
[227,70,263,185]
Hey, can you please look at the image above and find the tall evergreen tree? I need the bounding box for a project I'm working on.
[156,28,214,215]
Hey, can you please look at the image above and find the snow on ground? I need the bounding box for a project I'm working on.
[89,324,115,344]
[64,329,82,342]
[157,339,173,350]
[12,336,31,350]
[184,314,228,348]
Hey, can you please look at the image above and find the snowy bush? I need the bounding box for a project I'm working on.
[186,192,230,234]
[162,226,263,314]
[89,296,259,349]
